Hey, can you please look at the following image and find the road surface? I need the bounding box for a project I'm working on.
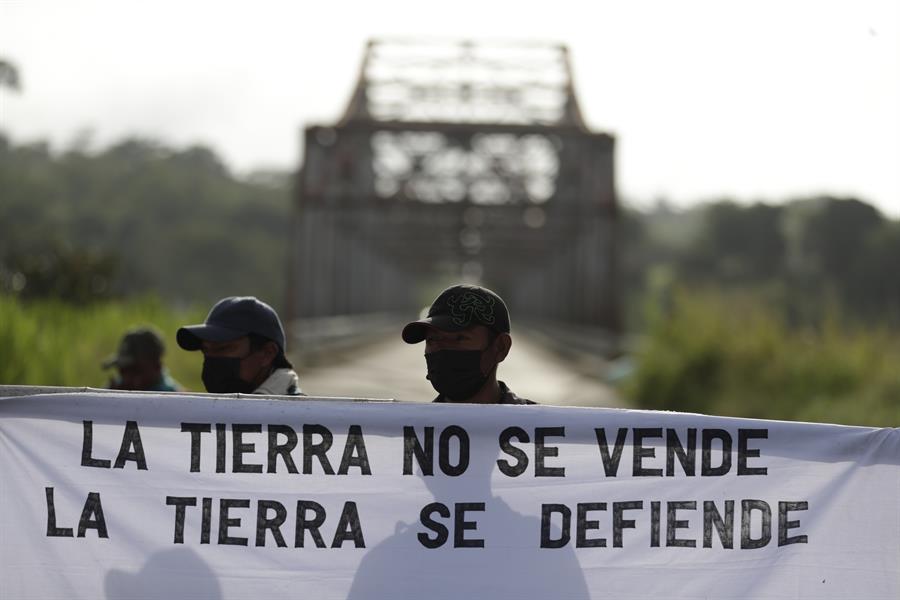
[295,331,623,407]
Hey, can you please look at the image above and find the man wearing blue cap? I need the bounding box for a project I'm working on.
[402,284,535,404]
[177,296,302,395]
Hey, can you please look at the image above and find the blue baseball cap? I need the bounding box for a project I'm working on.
[177,296,292,368]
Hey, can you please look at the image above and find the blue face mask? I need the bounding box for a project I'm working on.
[425,349,488,401]
[201,356,256,394]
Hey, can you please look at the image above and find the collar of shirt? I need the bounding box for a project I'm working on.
[433,381,536,404]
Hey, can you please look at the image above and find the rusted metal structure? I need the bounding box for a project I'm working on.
[291,39,618,333]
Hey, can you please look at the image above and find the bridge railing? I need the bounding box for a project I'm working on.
[287,312,407,367]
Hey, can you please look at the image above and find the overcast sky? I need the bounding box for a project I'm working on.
[2,0,898,215]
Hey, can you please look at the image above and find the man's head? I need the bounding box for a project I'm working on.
[176,296,291,393]
[402,284,512,402]
[103,327,166,391]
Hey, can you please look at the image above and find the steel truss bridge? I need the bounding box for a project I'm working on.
[289,39,620,349]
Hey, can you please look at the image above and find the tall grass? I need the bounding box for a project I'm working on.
[625,289,900,427]
[0,295,207,391]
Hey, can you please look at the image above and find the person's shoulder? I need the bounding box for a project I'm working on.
[157,371,181,392]
[498,382,537,405]
[254,368,303,396]
[506,395,537,405]
[430,384,536,405]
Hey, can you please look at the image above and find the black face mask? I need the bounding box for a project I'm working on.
[425,349,489,402]
[202,356,256,394]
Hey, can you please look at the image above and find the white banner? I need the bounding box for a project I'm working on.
[1,391,898,599]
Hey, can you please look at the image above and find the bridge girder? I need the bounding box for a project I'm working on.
[290,39,620,333]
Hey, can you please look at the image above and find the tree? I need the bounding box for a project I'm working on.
[785,197,884,291]
[0,59,21,92]
[700,201,785,280]
[0,136,291,309]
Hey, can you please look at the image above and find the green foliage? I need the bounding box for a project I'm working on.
[1,242,118,303]
[787,197,884,281]
[688,201,785,281]
[0,134,290,310]
[626,289,900,427]
[0,294,207,391]
[624,196,899,330]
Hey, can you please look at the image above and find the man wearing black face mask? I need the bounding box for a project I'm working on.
[176,296,302,395]
[402,284,535,405]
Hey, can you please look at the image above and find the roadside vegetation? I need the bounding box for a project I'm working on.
[0,294,206,391]
[625,289,900,427]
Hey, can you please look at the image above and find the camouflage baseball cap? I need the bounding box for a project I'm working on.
[402,284,511,344]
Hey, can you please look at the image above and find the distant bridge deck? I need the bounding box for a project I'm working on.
[292,324,624,407]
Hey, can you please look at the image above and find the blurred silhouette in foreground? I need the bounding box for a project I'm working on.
[103,327,180,391]
[177,296,302,395]
[347,436,588,598]
[105,547,221,600]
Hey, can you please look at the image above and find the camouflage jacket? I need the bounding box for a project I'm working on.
[433,381,536,405]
